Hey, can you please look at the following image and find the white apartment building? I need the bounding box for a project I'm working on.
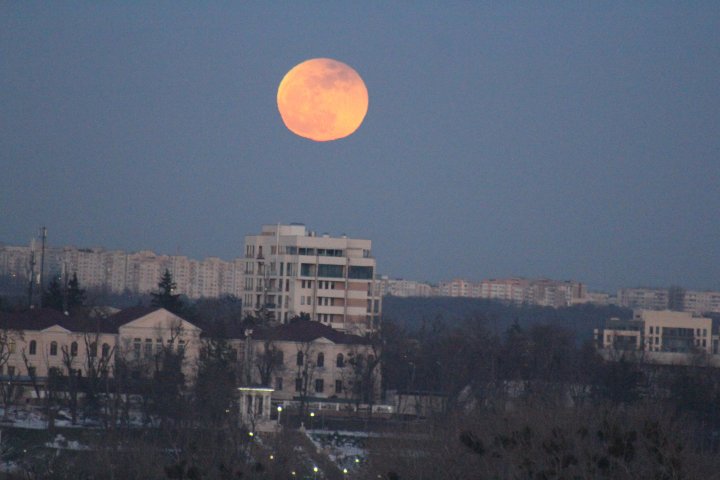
[435,277,586,308]
[0,244,244,300]
[617,287,720,315]
[240,224,381,335]
[378,277,433,297]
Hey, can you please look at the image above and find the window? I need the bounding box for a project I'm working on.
[102,343,110,358]
[348,266,373,279]
[7,366,15,377]
[315,379,324,393]
[335,380,343,394]
[275,377,283,391]
[28,366,36,377]
[50,341,58,356]
[133,338,141,358]
[156,339,163,354]
[318,264,344,278]
[178,340,186,353]
[29,340,37,355]
[144,339,153,358]
[336,353,344,368]
[317,352,325,368]
[295,377,303,392]
[296,351,304,366]
[8,342,16,354]
[70,341,78,357]
[89,342,97,357]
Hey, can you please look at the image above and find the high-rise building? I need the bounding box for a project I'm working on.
[240,224,381,335]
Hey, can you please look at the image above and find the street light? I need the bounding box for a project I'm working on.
[277,405,283,426]
[310,411,315,429]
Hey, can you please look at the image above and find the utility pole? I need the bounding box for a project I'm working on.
[27,240,36,308]
[38,226,47,308]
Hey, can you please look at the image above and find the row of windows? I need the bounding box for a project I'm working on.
[0,365,85,378]
[281,377,343,394]
[26,340,111,358]
[648,326,708,337]
[295,352,346,368]
[301,280,340,290]
[132,338,185,359]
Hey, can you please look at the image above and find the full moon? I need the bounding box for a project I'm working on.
[277,58,368,142]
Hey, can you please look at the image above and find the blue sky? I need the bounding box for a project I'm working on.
[2,3,719,292]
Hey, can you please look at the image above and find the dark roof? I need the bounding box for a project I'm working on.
[106,305,160,326]
[0,306,165,334]
[250,320,369,345]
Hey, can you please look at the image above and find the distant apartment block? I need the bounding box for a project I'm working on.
[0,243,244,299]
[240,224,381,335]
[436,277,587,308]
[618,287,720,315]
[377,277,433,297]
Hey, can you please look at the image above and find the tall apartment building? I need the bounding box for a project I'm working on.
[378,277,433,297]
[0,243,244,299]
[617,288,720,315]
[435,277,586,308]
[240,224,381,335]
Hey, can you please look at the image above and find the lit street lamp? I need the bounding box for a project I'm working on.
[277,405,283,426]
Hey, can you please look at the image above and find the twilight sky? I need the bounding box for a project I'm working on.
[2,3,719,292]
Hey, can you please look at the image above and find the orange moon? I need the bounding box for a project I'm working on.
[277,58,368,142]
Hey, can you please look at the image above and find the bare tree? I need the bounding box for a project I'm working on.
[0,328,23,419]
[294,340,317,416]
[255,338,283,387]
[60,341,81,424]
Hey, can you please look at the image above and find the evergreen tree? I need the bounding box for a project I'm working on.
[151,269,183,314]
[43,276,64,311]
[67,272,86,309]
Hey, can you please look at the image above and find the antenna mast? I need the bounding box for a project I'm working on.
[38,226,47,308]
[27,239,36,308]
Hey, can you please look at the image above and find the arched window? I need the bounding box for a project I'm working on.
[70,341,78,357]
[296,351,304,366]
[89,342,97,357]
[50,341,58,356]
[336,353,344,368]
[317,352,325,368]
[101,343,110,358]
[276,350,284,365]
[29,340,37,356]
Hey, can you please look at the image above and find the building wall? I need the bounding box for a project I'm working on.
[240,224,382,334]
[1,309,202,383]
[598,310,717,364]
[248,337,380,404]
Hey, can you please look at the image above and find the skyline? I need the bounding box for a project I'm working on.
[3,4,719,293]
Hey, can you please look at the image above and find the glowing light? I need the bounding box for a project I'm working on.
[277,58,368,142]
